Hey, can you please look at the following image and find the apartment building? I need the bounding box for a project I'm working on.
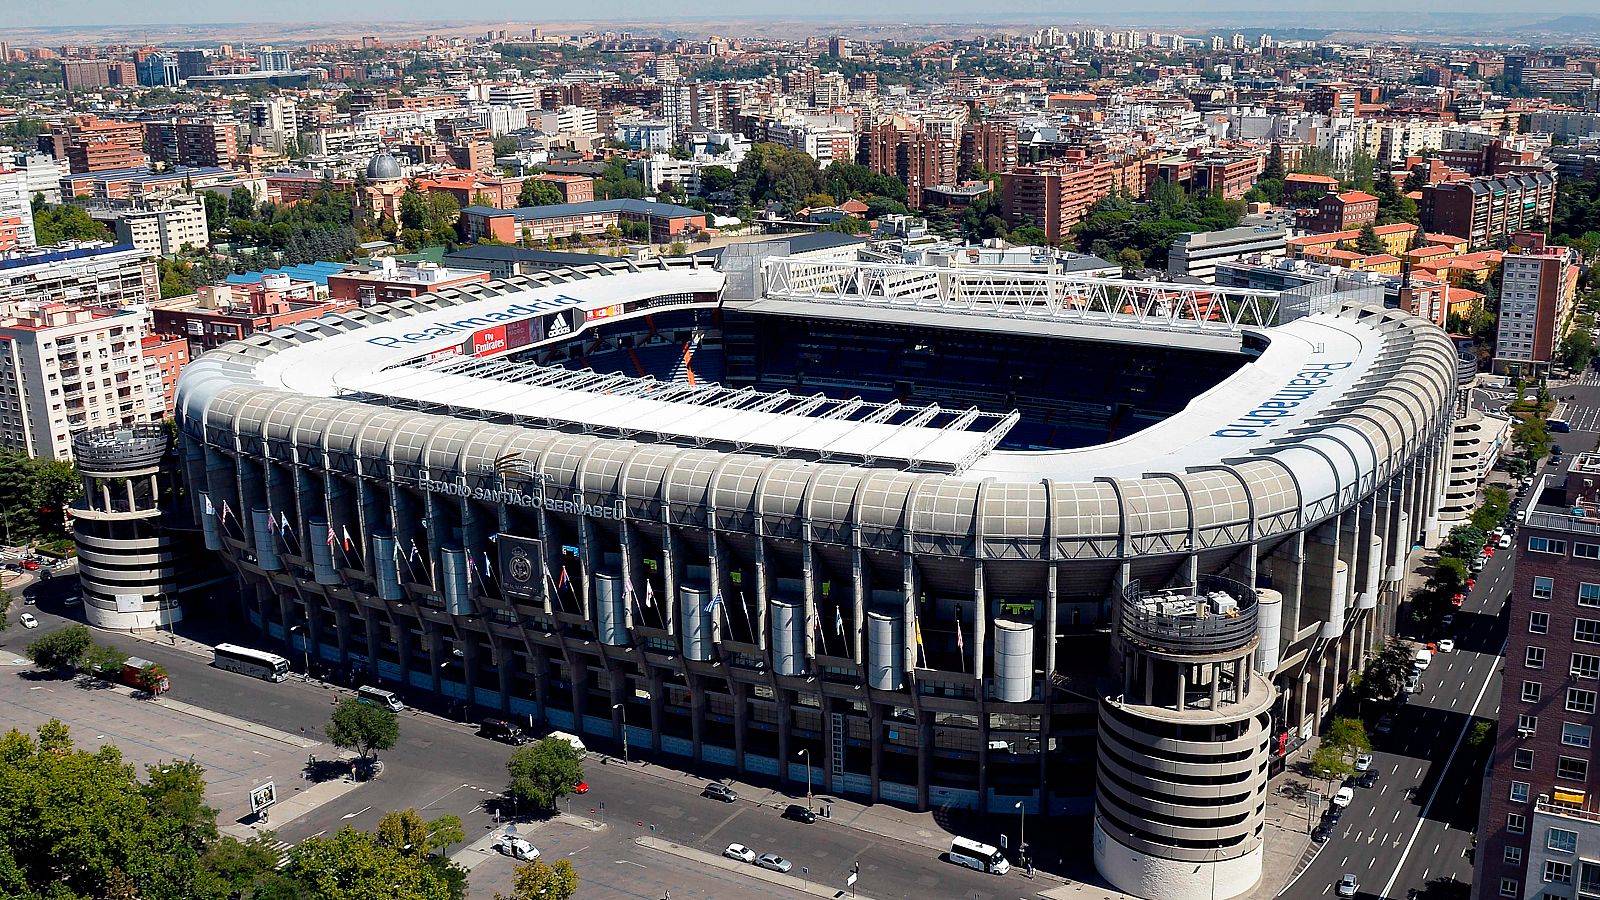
[1476,454,1600,900]
[41,117,147,174]
[1303,190,1379,233]
[1000,156,1146,245]
[1167,225,1288,282]
[139,332,188,417]
[960,121,1019,175]
[858,117,958,208]
[105,196,211,256]
[461,199,708,244]
[0,300,161,459]
[0,244,159,310]
[1421,172,1559,250]
[1494,244,1580,376]
[0,165,36,251]
[143,118,239,169]
[324,259,489,307]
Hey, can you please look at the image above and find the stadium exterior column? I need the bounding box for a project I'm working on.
[800,534,817,664]
[571,661,592,744]
[708,530,725,646]
[619,518,639,633]
[531,645,550,724]
[777,689,795,790]
[916,710,932,811]
[662,524,680,638]
[730,680,749,776]
[850,543,866,663]
[461,636,481,712]
[1040,563,1059,793]
[488,633,512,715]
[332,602,352,670]
[427,623,446,696]
[395,616,414,688]
[576,512,596,619]
[973,561,990,809]
[753,533,770,652]
[360,604,381,683]
[646,665,666,754]
[1295,670,1310,738]
[868,699,884,804]
[276,589,296,659]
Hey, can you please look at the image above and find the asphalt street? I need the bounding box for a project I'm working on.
[6,576,1029,900]
[1288,535,1508,900]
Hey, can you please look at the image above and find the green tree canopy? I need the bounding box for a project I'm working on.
[325,698,399,761]
[277,826,460,900]
[734,143,825,211]
[376,809,464,859]
[1561,327,1596,373]
[505,737,585,812]
[1354,222,1386,254]
[25,623,93,671]
[517,179,565,208]
[697,165,736,196]
[1325,716,1372,755]
[31,203,110,246]
[496,859,579,900]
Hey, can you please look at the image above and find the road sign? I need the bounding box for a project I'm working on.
[249,781,277,813]
[846,872,857,887]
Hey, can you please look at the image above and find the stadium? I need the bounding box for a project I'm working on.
[173,252,1457,899]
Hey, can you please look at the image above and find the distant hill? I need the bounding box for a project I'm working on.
[1523,15,1600,34]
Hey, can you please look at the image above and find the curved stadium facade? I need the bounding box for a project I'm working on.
[173,255,1457,899]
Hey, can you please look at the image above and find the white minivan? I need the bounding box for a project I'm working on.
[357,685,404,712]
[1412,648,1432,672]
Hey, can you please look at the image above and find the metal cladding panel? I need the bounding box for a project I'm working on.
[710,457,764,518]
[596,573,627,646]
[980,482,1047,539]
[1120,479,1191,535]
[681,586,712,661]
[1255,588,1283,674]
[199,491,222,551]
[422,422,481,472]
[579,444,636,499]
[867,610,904,691]
[372,534,403,600]
[1321,559,1348,639]
[1052,481,1122,541]
[540,436,594,491]
[306,519,339,585]
[665,453,720,508]
[807,470,863,535]
[992,619,1034,703]
[440,549,472,616]
[356,410,411,463]
[911,478,980,535]
[251,506,281,571]
[1183,470,1252,531]
[1231,459,1300,522]
[856,471,917,531]
[771,600,804,676]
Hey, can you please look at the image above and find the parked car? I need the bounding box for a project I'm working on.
[62,595,81,607]
[1376,715,1394,734]
[478,719,530,745]
[1312,824,1332,843]
[1499,535,1513,549]
[722,843,756,864]
[1337,873,1359,898]
[1332,787,1354,808]
[1438,638,1455,653]
[1405,673,1421,694]
[20,560,38,570]
[783,804,817,824]
[756,853,793,873]
[574,782,589,794]
[1358,769,1380,789]
[18,612,37,628]
[1354,753,1373,772]
[704,782,738,803]
[1441,612,1455,628]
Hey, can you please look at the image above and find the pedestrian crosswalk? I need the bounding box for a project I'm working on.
[266,838,293,869]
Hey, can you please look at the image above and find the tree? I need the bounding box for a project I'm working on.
[492,135,521,158]
[1354,222,1386,255]
[1262,144,1286,182]
[0,721,229,900]
[1358,644,1414,701]
[517,178,565,208]
[83,642,129,676]
[1513,416,1554,463]
[227,187,257,221]
[26,623,94,671]
[1324,716,1372,755]
[698,165,735,196]
[32,204,111,245]
[277,826,458,900]
[138,662,170,695]
[198,834,283,898]
[506,737,586,812]
[1116,247,1144,275]
[1440,524,1488,561]
[1310,743,1355,784]
[496,859,580,900]
[376,809,464,859]
[399,190,431,231]
[1561,327,1596,373]
[325,697,399,762]
[734,143,825,211]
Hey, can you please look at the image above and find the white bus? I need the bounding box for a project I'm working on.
[948,836,1010,875]
[213,643,290,682]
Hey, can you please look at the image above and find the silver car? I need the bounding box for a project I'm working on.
[756,853,793,873]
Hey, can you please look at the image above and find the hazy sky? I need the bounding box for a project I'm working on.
[10,0,1599,28]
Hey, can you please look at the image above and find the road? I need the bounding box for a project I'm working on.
[5,576,1028,900]
[1288,516,1511,899]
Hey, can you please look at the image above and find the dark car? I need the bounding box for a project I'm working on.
[703,782,738,803]
[1312,824,1332,844]
[1358,769,1379,789]
[782,804,816,823]
[478,719,530,745]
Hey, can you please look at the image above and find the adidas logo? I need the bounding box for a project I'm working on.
[547,315,572,338]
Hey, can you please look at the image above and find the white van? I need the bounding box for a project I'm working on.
[1412,648,1432,672]
[495,835,539,860]
[545,731,586,753]
[357,685,404,712]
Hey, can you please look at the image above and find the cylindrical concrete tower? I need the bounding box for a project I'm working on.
[1095,575,1276,900]
[70,424,185,630]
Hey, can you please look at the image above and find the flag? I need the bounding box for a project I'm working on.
[280,511,290,532]
[483,551,495,579]
[557,565,571,593]
[203,495,215,516]
[392,540,402,561]
[220,500,233,523]
[341,526,353,552]
[466,556,476,586]
[644,580,655,608]
[409,539,420,562]
[955,614,965,656]
[706,592,723,615]
[267,508,278,531]
[915,618,927,669]
[834,604,844,636]
[326,526,337,547]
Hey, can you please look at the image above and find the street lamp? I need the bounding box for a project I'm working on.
[613,702,628,763]
[289,624,310,681]
[797,748,812,811]
[1014,800,1026,870]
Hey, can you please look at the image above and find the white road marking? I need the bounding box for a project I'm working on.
[341,806,372,819]
[617,860,648,868]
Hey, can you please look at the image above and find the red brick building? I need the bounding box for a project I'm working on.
[461,199,708,245]
[532,173,595,204]
[959,121,1019,176]
[325,261,490,307]
[857,117,958,208]
[139,333,188,417]
[41,116,147,174]
[1000,155,1148,244]
[1303,190,1378,233]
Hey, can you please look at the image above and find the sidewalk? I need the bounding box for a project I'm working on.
[635,834,879,900]
[220,774,363,842]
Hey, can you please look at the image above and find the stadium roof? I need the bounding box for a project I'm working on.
[462,199,707,220]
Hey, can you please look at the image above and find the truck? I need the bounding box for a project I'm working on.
[121,656,170,694]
